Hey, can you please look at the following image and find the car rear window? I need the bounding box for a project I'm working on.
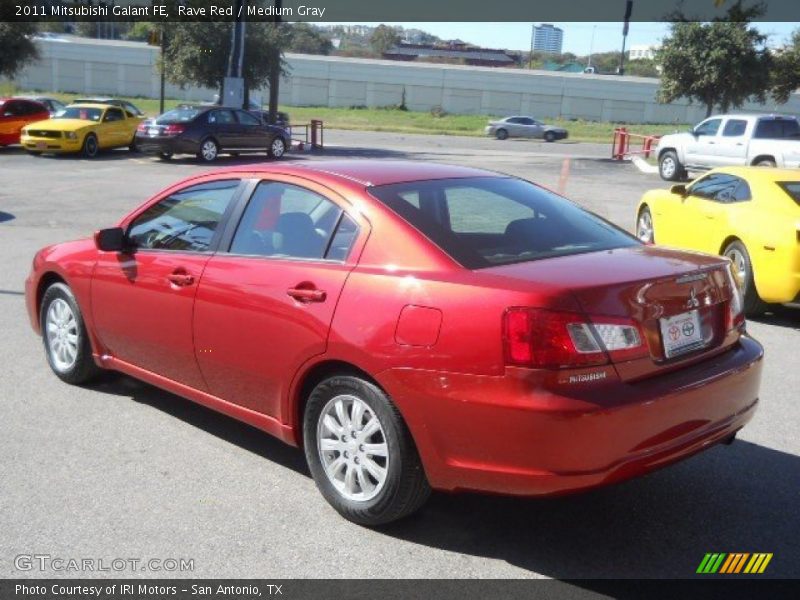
[369,177,638,269]
[157,108,201,123]
[778,182,800,206]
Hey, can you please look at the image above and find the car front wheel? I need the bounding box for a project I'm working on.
[268,136,286,159]
[495,128,508,140]
[40,282,100,384]
[636,206,655,243]
[723,240,769,316]
[304,375,430,526]
[544,131,556,142]
[82,134,99,159]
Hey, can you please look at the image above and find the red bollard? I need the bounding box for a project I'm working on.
[613,127,628,160]
[310,119,323,149]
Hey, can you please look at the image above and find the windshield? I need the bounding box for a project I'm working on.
[56,107,103,121]
[157,108,201,123]
[369,177,639,269]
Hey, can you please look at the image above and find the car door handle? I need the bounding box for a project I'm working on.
[167,272,194,286]
[287,287,326,303]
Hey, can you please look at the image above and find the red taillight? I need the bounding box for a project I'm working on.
[163,124,185,136]
[137,122,149,133]
[503,308,646,369]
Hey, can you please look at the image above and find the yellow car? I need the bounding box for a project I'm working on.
[637,167,800,315]
[20,103,144,158]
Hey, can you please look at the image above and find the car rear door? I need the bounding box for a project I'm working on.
[685,118,723,167]
[715,118,750,166]
[91,178,243,389]
[192,177,366,419]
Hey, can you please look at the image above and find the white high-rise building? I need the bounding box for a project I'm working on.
[532,24,564,55]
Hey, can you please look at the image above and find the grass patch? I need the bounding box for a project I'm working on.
[5,84,688,143]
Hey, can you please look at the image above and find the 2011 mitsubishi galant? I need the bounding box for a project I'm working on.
[25,160,763,525]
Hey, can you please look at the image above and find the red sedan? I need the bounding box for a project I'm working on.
[0,98,50,146]
[25,161,763,525]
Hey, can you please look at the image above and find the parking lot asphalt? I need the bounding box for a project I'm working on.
[1,130,798,580]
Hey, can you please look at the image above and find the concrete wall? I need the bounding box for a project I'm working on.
[10,36,800,124]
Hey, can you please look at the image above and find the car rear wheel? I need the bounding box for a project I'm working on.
[753,157,776,168]
[198,138,219,162]
[304,375,430,526]
[82,134,99,159]
[723,240,769,316]
[268,136,286,159]
[495,128,508,140]
[544,131,556,143]
[658,150,686,181]
[158,152,173,161]
[40,282,101,384]
[636,206,655,243]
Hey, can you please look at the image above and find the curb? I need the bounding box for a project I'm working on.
[631,155,659,174]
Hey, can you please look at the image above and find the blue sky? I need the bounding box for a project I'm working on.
[330,22,799,55]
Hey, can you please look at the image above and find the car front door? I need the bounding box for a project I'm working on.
[90,178,243,389]
[233,109,266,149]
[676,173,740,251]
[192,177,365,419]
[685,118,722,167]
[0,100,25,142]
[99,107,126,148]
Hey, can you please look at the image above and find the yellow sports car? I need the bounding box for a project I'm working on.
[20,103,144,158]
[637,167,800,315]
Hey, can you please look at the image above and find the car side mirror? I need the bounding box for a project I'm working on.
[670,184,688,197]
[94,227,128,252]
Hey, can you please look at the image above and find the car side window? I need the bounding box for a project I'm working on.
[2,101,21,117]
[689,174,739,202]
[104,108,124,122]
[722,119,747,137]
[209,110,235,125]
[128,180,240,252]
[229,182,353,260]
[731,180,752,202]
[236,110,261,126]
[694,119,722,136]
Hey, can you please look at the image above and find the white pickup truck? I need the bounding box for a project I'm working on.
[656,114,800,181]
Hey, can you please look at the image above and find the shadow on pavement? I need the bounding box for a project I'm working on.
[750,305,799,330]
[86,373,795,579]
[0,211,15,224]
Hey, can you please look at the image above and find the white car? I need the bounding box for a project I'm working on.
[485,116,568,142]
[656,114,800,181]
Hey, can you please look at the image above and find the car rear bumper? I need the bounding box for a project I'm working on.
[377,335,763,496]
[134,135,197,155]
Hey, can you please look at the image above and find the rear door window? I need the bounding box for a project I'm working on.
[722,119,747,137]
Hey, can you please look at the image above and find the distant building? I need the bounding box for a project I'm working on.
[532,24,563,55]
[628,44,658,60]
[383,43,518,67]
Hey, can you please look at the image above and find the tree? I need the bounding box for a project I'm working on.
[163,21,288,103]
[771,29,800,104]
[657,2,772,116]
[369,24,400,56]
[0,22,38,80]
[288,23,333,55]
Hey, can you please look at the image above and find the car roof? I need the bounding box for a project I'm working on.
[209,160,506,187]
[706,166,800,181]
[65,103,111,110]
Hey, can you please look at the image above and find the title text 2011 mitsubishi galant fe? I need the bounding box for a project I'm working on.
[25,161,763,525]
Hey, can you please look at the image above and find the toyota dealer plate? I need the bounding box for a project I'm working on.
[660,310,704,359]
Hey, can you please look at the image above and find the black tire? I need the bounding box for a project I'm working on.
[268,136,286,159]
[158,152,173,161]
[658,149,686,181]
[495,128,509,140]
[753,157,776,168]
[40,282,101,385]
[197,137,219,162]
[722,240,770,317]
[636,205,655,244]
[544,131,556,143]
[128,139,138,152]
[82,134,99,158]
[304,375,431,526]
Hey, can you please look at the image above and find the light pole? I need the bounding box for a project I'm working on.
[587,25,597,70]
[528,24,535,69]
[619,0,633,76]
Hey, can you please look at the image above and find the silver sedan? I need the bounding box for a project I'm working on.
[485,116,568,142]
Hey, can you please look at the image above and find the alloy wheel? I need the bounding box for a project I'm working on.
[317,394,389,502]
[46,298,79,372]
[637,209,654,243]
